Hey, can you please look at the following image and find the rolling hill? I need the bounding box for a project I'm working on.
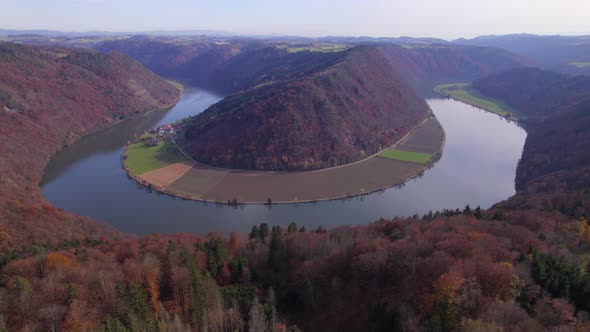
[3,37,590,331]
[456,34,590,74]
[97,36,530,95]
[180,46,430,171]
[470,68,590,192]
[0,41,181,248]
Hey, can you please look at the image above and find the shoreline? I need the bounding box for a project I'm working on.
[122,115,446,205]
[39,82,184,186]
[434,83,525,122]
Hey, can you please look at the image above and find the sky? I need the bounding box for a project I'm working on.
[1,0,590,39]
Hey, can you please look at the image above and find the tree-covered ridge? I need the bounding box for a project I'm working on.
[2,38,590,331]
[472,68,590,118]
[2,207,589,331]
[470,68,590,192]
[0,41,181,250]
[180,46,429,171]
[98,36,530,96]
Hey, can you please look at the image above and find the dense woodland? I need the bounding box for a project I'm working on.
[472,68,590,191]
[1,39,590,331]
[181,46,429,171]
[456,34,590,75]
[97,36,529,96]
[0,41,181,252]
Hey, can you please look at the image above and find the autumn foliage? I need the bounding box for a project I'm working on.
[182,46,429,170]
[0,41,181,250]
[1,39,590,331]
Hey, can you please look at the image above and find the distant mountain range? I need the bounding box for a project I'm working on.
[0,29,237,37]
[454,34,590,73]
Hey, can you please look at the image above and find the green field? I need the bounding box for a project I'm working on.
[570,62,590,68]
[434,83,523,120]
[124,140,187,175]
[378,149,432,164]
[277,44,350,53]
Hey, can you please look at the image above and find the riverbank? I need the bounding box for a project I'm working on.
[434,83,525,120]
[122,116,446,204]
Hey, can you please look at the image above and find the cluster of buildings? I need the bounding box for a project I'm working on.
[154,123,178,137]
[142,123,184,147]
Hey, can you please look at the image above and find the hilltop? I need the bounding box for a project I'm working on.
[180,46,429,171]
[0,41,181,248]
[97,36,529,95]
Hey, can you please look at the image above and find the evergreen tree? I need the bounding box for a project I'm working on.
[259,223,270,242]
[474,206,483,219]
[463,205,472,215]
[250,225,260,240]
[287,222,298,235]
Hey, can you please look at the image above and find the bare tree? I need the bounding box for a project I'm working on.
[249,297,267,332]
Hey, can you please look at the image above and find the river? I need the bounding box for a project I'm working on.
[41,87,527,235]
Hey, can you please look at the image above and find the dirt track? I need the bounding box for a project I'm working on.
[134,117,445,203]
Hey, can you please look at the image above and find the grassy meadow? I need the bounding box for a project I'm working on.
[124,140,187,175]
[378,149,432,164]
[435,83,523,120]
[570,62,590,68]
[276,44,350,53]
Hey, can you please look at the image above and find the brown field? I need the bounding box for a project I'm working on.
[190,157,422,203]
[165,165,230,198]
[396,118,445,154]
[144,117,444,203]
[138,161,196,187]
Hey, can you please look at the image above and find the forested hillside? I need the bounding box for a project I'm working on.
[473,68,590,118]
[97,36,529,96]
[97,37,345,94]
[455,34,590,74]
[0,41,181,249]
[181,46,428,171]
[377,43,530,94]
[471,68,590,191]
[2,40,590,331]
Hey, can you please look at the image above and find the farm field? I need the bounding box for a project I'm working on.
[276,43,350,53]
[124,140,187,175]
[138,161,196,188]
[126,117,445,203]
[434,83,522,119]
[378,149,432,164]
[396,118,445,154]
[570,62,590,68]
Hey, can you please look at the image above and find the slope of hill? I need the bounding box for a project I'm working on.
[455,34,590,74]
[97,36,530,96]
[470,68,590,193]
[3,40,590,332]
[180,46,429,171]
[472,68,590,118]
[97,37,353,94]
[0,41,181,249]
[376,43,530,94]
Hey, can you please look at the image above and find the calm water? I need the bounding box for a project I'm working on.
[41,88,527,235]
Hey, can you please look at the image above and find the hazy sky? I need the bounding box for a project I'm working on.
[2,0,589,39]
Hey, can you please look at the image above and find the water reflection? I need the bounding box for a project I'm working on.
[41,91,526,235]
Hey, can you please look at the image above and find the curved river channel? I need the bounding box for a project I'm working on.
[41,87,527,235]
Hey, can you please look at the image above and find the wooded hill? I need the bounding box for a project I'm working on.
[0,41,181,250]
[181,46,429,171]
[2,40,590,331]
[97,36,529,95]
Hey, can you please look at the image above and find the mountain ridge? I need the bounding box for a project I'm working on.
[180,45,430,171]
